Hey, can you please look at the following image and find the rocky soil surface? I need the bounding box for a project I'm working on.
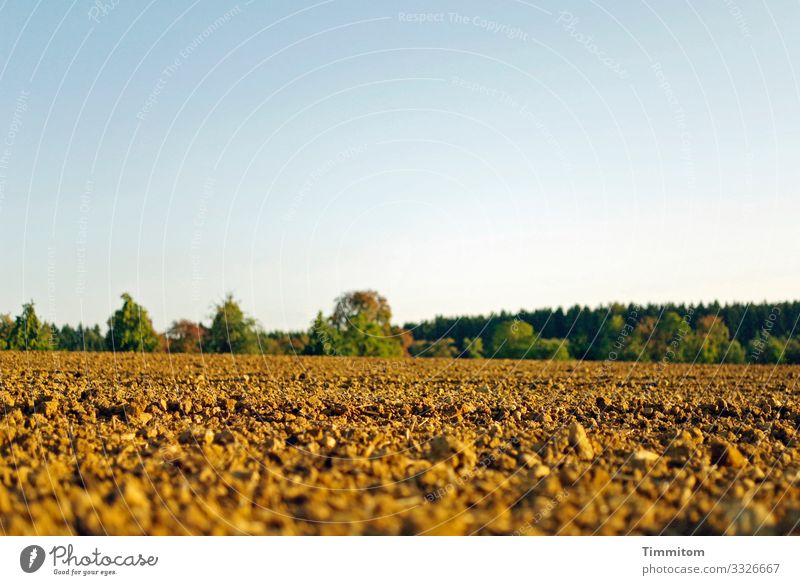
[1,352,798,535]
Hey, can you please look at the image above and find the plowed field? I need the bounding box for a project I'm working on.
[1,352,798,535]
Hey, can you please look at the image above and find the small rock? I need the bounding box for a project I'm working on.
[568,421,594,460]
[122,482,148,507]
[688,427,704,443]
[666,442,693,460]
[531,464,550,479]
[632,450,660,467]
[711,440,747,468]
[263,437,283,451]
[168,399,193,414]
[559,465,581,485]
[178,428,204,444]
[37,401,59,416]
[427,435,453,460]
[214,430,235,445]
[426,434,476,469]
[540,474,563,496]
[136,412,153,426]
[159,444,183,462]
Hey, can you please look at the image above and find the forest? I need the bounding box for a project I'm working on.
[1,291,798,364]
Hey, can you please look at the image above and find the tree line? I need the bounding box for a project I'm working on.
[1,292,798,364]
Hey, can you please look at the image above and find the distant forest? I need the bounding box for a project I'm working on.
[1,291,798,364]
[404,300,800,364]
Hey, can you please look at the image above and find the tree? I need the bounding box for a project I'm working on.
[409,337,458,358]
[0,313,13,349]
[331,290,392,331]
[82,324,106,351]
[489,320,571,360]
[594,311,625,360]
[307,311,340,355]
[682,315,732,364]
[597,312,644,361]
[463,337,484,358]
[57,324,81,351]
[646,311,691,362]
[58,323,106,351]
[490,320,535,359]
[392,326,414,356]
[783,338,800,364]
[165,319,208,353]
[8,302,52,350]
[106,293,160,352]
[207,294,259,354]
[58,323,105,351]
[309,291,404,357]
[530,338,570,360]
[723,339,746,364]
[261,331,309,355]
[747,335,788,364]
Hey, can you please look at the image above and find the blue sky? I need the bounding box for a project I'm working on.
[0,0,798,331]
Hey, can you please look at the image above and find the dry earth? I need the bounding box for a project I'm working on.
[1,352,798,535]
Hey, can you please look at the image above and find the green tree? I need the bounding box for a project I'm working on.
[747,335,788,364]
[57,324,81,350]
[681,315,731,364]
[489,320,571,360]
[530,338,571,360]
[309,291,404,357]
[490,320,535,359]
[783,338,800,364]
[307,310,340,355]
[106,293,160,352]
[649,311,693,362]
[723,339,746,364]
[0,313,13,349]
[82,324,106,351]
[463,336,484,358]
[409,337,457,358]
[600,312,645,361]
[9,302,52,350]
[207,294,259,354]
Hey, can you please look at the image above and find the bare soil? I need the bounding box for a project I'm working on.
[1,352,798,535]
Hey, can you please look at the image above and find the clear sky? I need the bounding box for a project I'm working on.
[0,0,798,331]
